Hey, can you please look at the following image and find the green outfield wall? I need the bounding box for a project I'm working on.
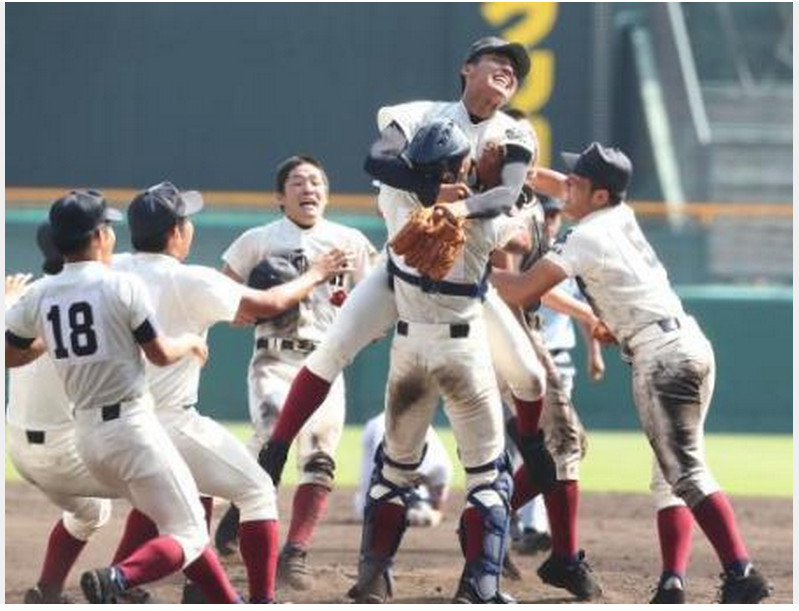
[5,209,791,434]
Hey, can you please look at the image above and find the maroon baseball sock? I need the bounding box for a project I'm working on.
[691,491,749,566]
[111,509,159,565]
[239,519,279,602]
[200,496,214,533]
[369,502,406,556]
[514,397,544,436]
[115,535,184,587]
[286,483,331,549]
[460,506,484,562]
[657,505,694,576]
[37,519,87,597]
[183,547,239,603]
[544,480,579,560]
[511,464,542,511]
[271,367,331,443]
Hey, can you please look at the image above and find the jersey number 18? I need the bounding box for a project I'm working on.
[46,302,98,359]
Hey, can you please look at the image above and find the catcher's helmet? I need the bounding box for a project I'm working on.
[247,256,302,325]
[405,119,471,182]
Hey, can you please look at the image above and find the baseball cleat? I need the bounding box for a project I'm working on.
[80,567,124,604]
[180,581,208,604]
[537,550,603,601]
[115,586,157,603]
[277,545,313,591]
[347,571,393,604]
[23,585,71,604]
[452,576,516,604]
[718,566,771,604]
[650,574,686,604]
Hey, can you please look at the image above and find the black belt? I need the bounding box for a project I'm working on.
[387,256,488,300]
[656,318,681,332]
[102,403,121,422]
[256,337,318,353]
[396,320,470,339]
[26,430,45,444]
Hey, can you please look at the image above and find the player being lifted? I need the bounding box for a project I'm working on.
[258,43,606,600]
[493,142,772,605]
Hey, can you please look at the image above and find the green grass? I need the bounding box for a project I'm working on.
[6,424,791,498]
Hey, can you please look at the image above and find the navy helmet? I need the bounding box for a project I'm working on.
[404,118,471,183]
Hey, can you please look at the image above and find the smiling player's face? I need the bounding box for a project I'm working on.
[280,163,329,228]
[462,53,519,107]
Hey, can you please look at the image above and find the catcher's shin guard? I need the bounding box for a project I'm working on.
[348,445,417,603]
[457,454,515,603]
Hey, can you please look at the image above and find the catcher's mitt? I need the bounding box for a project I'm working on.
[390,206,466,281]
[475,141,506,190]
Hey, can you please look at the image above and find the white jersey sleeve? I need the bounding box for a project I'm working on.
[544,226,604,279]
[178,265,245,328]
[221,227,265,281]
[115,272,160,335]
[377,101,440,138]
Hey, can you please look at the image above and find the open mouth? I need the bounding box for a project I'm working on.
[492,73,513,90]
[299,200,319,211]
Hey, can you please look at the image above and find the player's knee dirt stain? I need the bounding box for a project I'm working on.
[432,365,471,405]
[652,359,706,451]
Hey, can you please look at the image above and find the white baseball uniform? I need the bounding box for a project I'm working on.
[6,297,114,540]
[112,252,277,521]
[353,412,453,520]
[546,202,721,509]
[222,216,376,487]
[304,100,545,407]
[5,261,210,565]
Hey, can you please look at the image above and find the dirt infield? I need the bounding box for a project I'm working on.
[5,482,792,604]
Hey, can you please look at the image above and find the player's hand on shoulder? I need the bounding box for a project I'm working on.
[5,273,33,309]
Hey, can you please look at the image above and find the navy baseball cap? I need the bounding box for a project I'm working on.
[562,142,633,197]
[465,36,530,81]
[127,181,204,241]
[36,222,65,275]
[49,190,123,248]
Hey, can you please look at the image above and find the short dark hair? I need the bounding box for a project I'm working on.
[54,227,99,257]
[275,155,328,195]
[132,217,185,253]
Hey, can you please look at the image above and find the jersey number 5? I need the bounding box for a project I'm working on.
[46,302,99,359]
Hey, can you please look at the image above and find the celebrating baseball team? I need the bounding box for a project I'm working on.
[4,35,773,605]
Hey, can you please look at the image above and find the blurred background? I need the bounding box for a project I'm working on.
[5,3,793,434]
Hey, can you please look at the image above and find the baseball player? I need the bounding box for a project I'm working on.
[106,181,349,603]
[493,142,772,604]
[353,411,453,527]
[214,155,377,591]
[5,190,239,604]
[513,195,604,557]
[5,231,120,604]
[257,38,604,525]
[347,117,527,604]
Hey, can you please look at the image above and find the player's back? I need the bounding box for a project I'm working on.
[113,252,241,410]
[550,203,684,343]
[6,261,150,412]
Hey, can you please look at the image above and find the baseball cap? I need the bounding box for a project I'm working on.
[127,181,204,241]
[36,222,65,275]
[465,36,530,81]
[562,142,633,197]
[49,190,123,248]
[539,194,564,214]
